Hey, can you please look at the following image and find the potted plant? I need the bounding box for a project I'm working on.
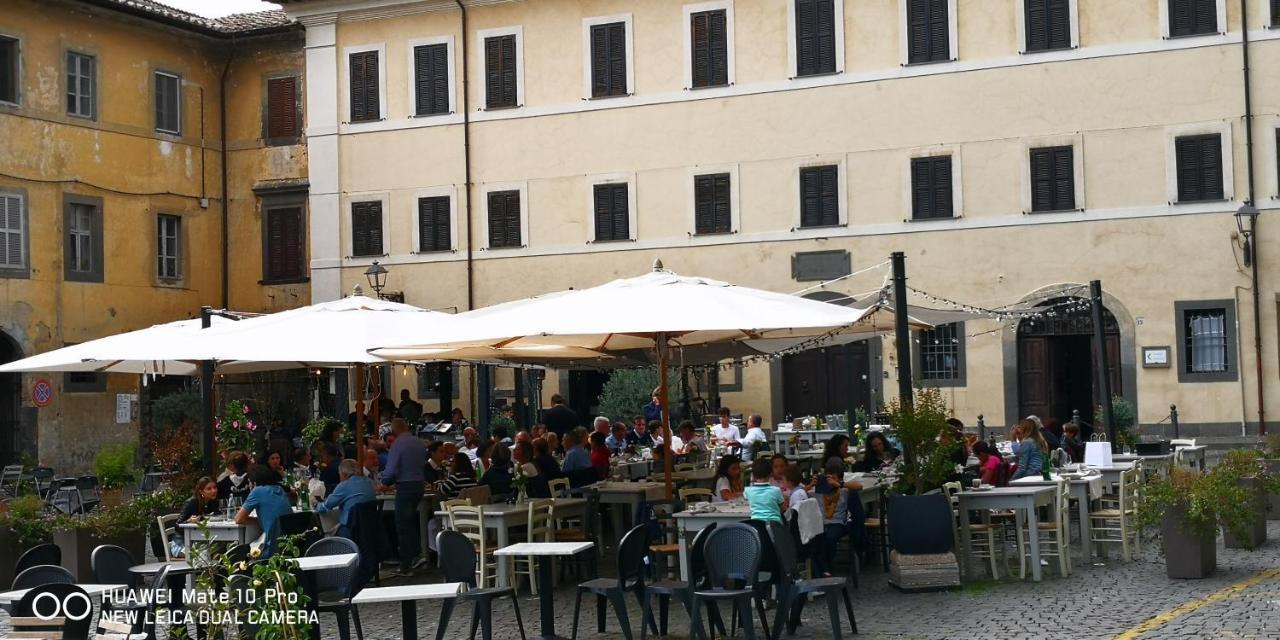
[94,441,138,508]
[885,386,954,495]
[1096,395,1139,450]
[215,399,260,464]
[0,495,53,587]
[51,501,150,580]
[1212,449,1279,549]
[302,415,343,449]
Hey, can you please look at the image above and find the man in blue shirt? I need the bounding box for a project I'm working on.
[642,390,662,424]
[605,423,628,454]
[380,420,427,576]
[315,459,376,539]
[562,430,592,472]
[235,465,293,558]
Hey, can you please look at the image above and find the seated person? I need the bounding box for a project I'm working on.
[173,477,220,558]
[973,441,1007,487]
[852,432,900,473]
[314,459,376,538]
[435,452,478,499]
[217,452,251,503]
[676,421,708,456]
[744,458,784,523]
[234,464,293,558]
[532,437,562,480]
[589,432,611,479]
[605,423,629,454]
[481,444,514,498]
[713,455,744,502]
[1061,423,1085,463]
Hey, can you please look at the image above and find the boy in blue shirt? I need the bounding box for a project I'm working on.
[744,458,784,523]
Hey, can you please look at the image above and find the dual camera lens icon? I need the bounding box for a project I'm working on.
[32,590,94,621]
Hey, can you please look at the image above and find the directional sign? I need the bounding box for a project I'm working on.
[31,379,54,407]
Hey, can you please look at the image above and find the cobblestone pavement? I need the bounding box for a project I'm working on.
[5,522,1280,639]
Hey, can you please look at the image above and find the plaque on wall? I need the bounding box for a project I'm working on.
[791,250,851,282]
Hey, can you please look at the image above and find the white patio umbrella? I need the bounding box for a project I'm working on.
[0,315,245,376]
[372,261,920,497]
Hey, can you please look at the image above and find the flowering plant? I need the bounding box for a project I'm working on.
[511,462,529,501]
[216,399,258,463]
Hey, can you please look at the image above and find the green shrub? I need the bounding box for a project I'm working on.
[596,367,677,424]
[95,442,138,490]
[151,389,203,430]
[302,416,343,448]
[1137,454,1279,550]
[886,386,954,495]
[1096,395,1138,447]
[0,495,52,548]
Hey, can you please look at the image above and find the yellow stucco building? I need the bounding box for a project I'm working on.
[0,0,309,471]
[276,0,1280,440]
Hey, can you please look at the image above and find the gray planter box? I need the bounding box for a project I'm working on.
[1265,460,1280,521]
[54,529,147,581]
[1161,503,1216,579]
[0,526,18,589]
[1223,477,1267,549]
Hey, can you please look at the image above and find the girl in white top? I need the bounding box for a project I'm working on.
[713,455,744,502]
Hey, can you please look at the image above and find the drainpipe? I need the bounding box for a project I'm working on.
[219,38,237,309]
[455,0,484,425]
[1240,0,1265,435]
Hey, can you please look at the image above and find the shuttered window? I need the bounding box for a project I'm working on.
[1024,0,1071,51]
[911,156,954,220]
[157,214,181,280]
[907,0,950,64]
[154,71,181,134]
[1029,146,1075,212]
[0,37,15,104]
[487,190,522,248]
[414,44,449,116]
[417,196,451,252]
[1169,0,1219,37]
[694,173,732,235]
[266,76,299,140]
[590,22,628,98]
[690,10,729,88]
[351,201,384,257]
[0,194,25,272]
[593,183,630,242]
[349,50,380,122]
[66,52,95,119]
[795,0,837,76]
[264,206,304,282]
[799,165,839,228]
[484,35,518,109]
[1175,134,1224,202]
[1273,0,1280,26]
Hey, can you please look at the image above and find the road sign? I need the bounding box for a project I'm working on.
[31,379,53,407]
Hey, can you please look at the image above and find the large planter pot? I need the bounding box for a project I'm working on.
[1161,503,1216,579]
[0,526,19,588]
[1265,460,1280,521]
[1223,477,1268,549]
[53,529,148,581]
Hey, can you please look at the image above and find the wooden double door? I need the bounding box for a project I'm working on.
[782,341,873,420]
[1017,332,1121,425]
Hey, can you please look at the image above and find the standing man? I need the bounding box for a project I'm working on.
[380,420,427,576]
[397,389,424,424]
[643,389,663,425]
[543,394,579,437]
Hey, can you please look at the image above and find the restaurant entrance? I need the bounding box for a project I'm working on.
[0,332,21,466]
[781,341,873,421]
[1016,298,1121,426]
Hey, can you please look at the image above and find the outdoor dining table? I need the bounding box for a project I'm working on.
[589,480,666,540]
[957,485,1057,582]
[0,583,124,613]
[179,517,260,549]
[433,497,587,587]
[1175,445,1207,470]
[614,459,652,481]
[493,542,594,640]
[351,583,465,640]
[1092,462,1136,489]
[1010,474,1105,560]
[1113,453,1174,476]
[772,429,844,456]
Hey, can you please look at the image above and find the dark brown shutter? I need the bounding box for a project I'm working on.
[485,35,518,108]
[591,22,628,98]
[417,196,450,252]
[1025,0,1071,51]
[1030,146,1074,212]
[349,51,379,122]
[691,10,728,88]
[351,201,383,256]
[912,157,953,220]
[0,38,13,103]
[266,207,303,281]
[799,165,839,227]
[1176,135,1223,202]
[796,0,836,76]
[488,190,521,247]
[1274,0,1280,26]
[908,0,949,63]
[694,173,731,234]
[593,183,629,241]
[1169,0,1217,37]
[414,44,449,116]
[266,77,298,138]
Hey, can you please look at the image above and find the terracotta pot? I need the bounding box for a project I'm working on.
[1223,477,1267,549]
[54,529,148,581]
[1161,502,1216,579]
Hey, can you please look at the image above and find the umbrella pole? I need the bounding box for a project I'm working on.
[658,333,673,500]
[200,306,216,477]
[355,364,366,468]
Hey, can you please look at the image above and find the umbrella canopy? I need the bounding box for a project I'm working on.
[0,315,244,376]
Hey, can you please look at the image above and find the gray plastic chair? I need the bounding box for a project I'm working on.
[767,521,857,639]
[15,543,61,575]
[306,536,365,640]
[571,524,659,640]
[11,564,74,590]
[14,582,92,640]
[90,544,137,586]
[640,522,725,640]
[435,530,526,640]
[689,523,763,640]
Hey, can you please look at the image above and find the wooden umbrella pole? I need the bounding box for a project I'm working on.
[354,364,366,466]
[370,365,382,452]
[658,334,673,499]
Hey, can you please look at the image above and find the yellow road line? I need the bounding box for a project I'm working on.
[1113,567,1280,640]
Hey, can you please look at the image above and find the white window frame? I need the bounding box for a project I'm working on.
[903,146,963,221]
[581,14,635,99]
[1164,122,1235,204]
[585,173,639,243]
[0,32,21,107]
[410,185,458,255]
[65,50,96,120]
[793,156,848,229]
[688,164,741,235]
[682,0,736,90]
[156,213,182,282]
[406,36,456,117]
[345,193,391,261]
[1019,133,1085,213]
[343,43,387,124]
[898,0,959,65]
[786,0,845,78]
[479,181,529,250]
[0,190,27,274]
[1159,0,1227,38]
[1014,0,1080,53]
[154,70,182,135]
[477,26,524,110]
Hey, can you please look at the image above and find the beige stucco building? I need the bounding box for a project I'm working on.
[280,0,1280,437]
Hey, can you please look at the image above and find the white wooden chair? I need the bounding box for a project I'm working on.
[679,487,713,505]
[548,477,570,498]
[512,499,556,595]
[447,505,496,588]
[157,514,180,561]
[1019,479,1072,578]
[1090,467,1141,561]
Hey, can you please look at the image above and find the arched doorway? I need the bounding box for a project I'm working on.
[781,292,876,419]
[1016,297,1121,424]
[0,332,22,466]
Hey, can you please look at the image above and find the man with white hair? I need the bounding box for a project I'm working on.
[460,426,481,461]
[314,458,375,538]
[593,416,611,436]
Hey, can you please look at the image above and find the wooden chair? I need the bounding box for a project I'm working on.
[1019,479,1072,578]
[458,484,491,505]
[548,477,571,498]
[513,499,556,595]
[448,505,497,588]
[8,616,65,639]
[1090,466,1141,561]
[678,487,713,505]
[157,514,180,561]
[440,498,472,530]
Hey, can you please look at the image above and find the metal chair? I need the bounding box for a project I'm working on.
[31,467,55,500]
[306,536,365,640]
[12,564,74,591]
[1019,479,1072,578]
[557,489,603,570]
[435,530,527,640]
[227,573,261,640]
[0,464,25,497]
[571,524,659,640]
[278,510,323,551]
[513,499,556,596]
[75,476,100,513]
[48,478,81,515]
[13,583,92,640]
[737,521,776,639]
[689,523,764,640]
[640,523,725,640]
[15,543,61,576]
[767,521,857,639]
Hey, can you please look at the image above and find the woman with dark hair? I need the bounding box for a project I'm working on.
[769,453,789,489]
[821,434,852,466]
[180,477,220,523]
[853,432,900,473]
[481,443,513,497]
[436,452,478,498]
[264,450,287,479]
[973,441,1007,486]
[532,437,562,480]
[234,464,293,558]
[713,455,744,502]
